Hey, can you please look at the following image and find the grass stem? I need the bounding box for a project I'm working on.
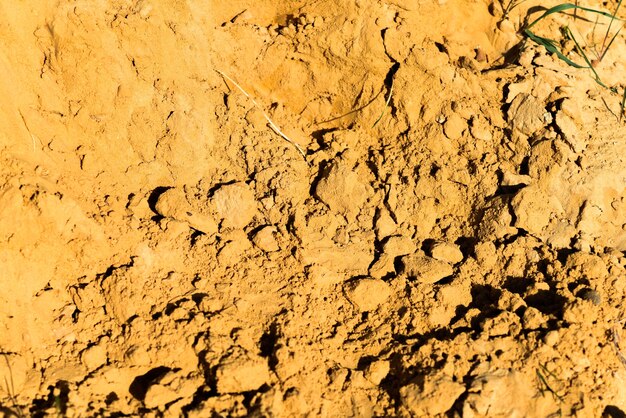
[216,69,307,160]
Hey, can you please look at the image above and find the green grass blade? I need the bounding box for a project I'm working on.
[599,25,623,61]
[527,3,621,29]
[563,26,610,88]
[524,2,625,90]
[523,29,587,68]
[619,87,626,122]
[600,0,623,52]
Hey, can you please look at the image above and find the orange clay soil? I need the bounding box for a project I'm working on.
[1,0,626,416]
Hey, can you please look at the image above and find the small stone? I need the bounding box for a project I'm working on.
[81,345,107,370]
[510,186,561,237]
[500,171,531,187]
[154,188,218,234]
[211,182,257,229]
[382,235,417,257]
[474,241,497,269]
[481,311,521,337]
[400,375,465,416]
[374,208,397,239]
[566,252,608,278]
[217,230,252,265]
[563,300,598,324]
[463,371,537,417]
[544,330,560,346]
[521,306,546,330]
[507,94,547,136]
[555,111,583,152]
[144,384,179,409]
[578,288,601,306]
[315,160,370,220]
[475,47,488,63]
[478,196,517,240]
[443,113,466,140]
[245,108,267,130]
[469,115,493,141]
[556,99,584,152]
[401,254,453,284]
[161,219,189,237]
[344,278,392,311]
[215,352,271,394]
[365,360,390,385]
[252,226,280,252]
[429,242,464,264]
[368,253,396,279]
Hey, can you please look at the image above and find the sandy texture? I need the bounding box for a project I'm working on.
[1,0,626,416]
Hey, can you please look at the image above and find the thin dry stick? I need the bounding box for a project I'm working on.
[216,70,307,160]
[18,110,38,152]
[317,89,383,124]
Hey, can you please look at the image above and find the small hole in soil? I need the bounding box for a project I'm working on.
[434,42,447,53]
[129,366,171,401]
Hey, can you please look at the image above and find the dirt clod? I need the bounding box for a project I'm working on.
[215,352,271,394]
[344,277,392,311]
[401,253,454,283]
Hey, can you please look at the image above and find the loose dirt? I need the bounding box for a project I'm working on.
[1,0,626,416]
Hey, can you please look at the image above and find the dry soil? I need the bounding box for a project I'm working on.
[1,0,626,417]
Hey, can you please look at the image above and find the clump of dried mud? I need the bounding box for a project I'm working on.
[1,0,626,417]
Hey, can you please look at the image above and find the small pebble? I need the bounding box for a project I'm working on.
[344,278,392,311]
[578,288,601,306]
[252,226,280,252]
[429,241,464,264]
[544,330,559,346]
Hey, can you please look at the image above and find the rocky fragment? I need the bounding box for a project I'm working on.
[510,186,562,236]
[463,370,559,417]
[369,253,396,279]
[481,311,521,337]
[344,278,392,311]
[563,300,598,324]
[81,345,107,371]
[566,251,608,278]
[429,241,464,264]
[401,254,454,283]
[144,384,180,409]
[521,306,547,330]
[365,360,390,385]
[443,113,467,140]
[400,374,465,416]
[500,171,531,187]
[374,207,397,239]
[300,240,373,278]
[478,196,517,240]
[577,288,601,306]
[382,235,417,257]
[315,160,369,220]
[469,115,493,141]
[217,230,253,265]
[154,188,218,234]
[251,226,280,252]
[556,99,584,152]
[215,352,271,394]
[507,93,550,136]
[211,182,257,229]
[143,372,198,410]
